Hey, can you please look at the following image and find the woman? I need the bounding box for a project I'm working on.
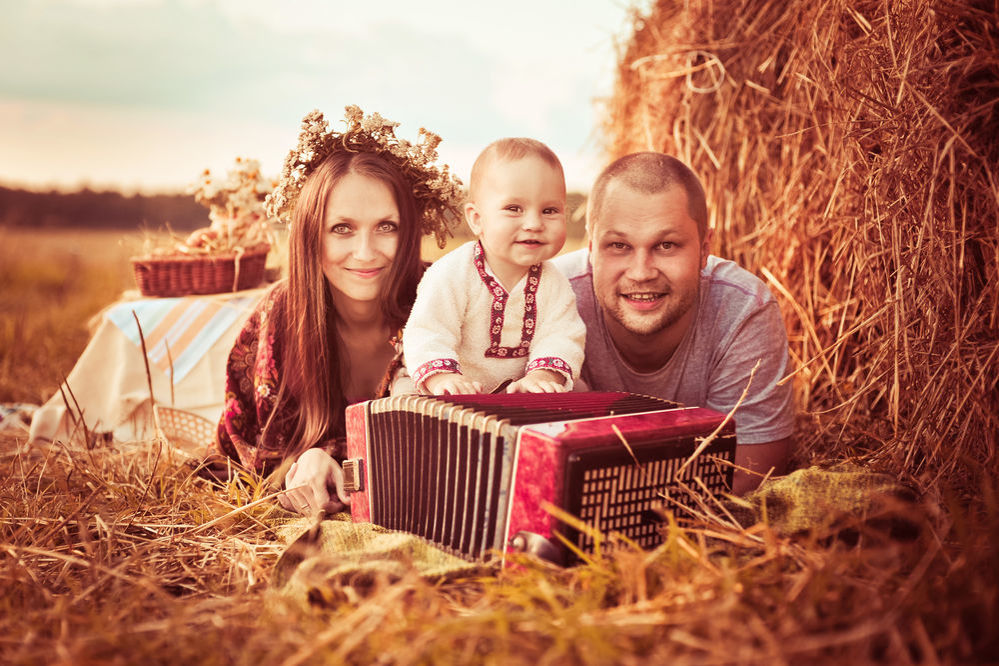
[211,107,461,516]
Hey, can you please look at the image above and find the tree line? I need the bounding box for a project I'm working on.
[0,185,589,237]
[0,185,209,231]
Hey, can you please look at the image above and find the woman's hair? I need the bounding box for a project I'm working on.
[272,151,424,456]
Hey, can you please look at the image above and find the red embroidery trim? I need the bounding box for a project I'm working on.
[413,358,461,388]
[526,356,573,379]
[473,241,541,360]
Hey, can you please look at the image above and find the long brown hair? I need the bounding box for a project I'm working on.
[270,151,424,456]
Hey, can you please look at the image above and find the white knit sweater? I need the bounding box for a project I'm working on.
[402,241,586,393]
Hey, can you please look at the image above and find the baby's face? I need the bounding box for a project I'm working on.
[465,155,567,276]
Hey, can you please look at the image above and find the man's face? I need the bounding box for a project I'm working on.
[589,182,710,342]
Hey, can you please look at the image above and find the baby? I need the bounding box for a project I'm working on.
[401,138,585,395]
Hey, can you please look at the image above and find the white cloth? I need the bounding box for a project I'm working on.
[29,288,265,446]
[402,241,586,393]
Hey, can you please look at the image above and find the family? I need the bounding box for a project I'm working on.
[212,108,794,516]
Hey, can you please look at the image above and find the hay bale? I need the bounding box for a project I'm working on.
[604,0,999,492]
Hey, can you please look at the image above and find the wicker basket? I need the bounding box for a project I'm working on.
[131,244,270,297]
[157,406,216,457]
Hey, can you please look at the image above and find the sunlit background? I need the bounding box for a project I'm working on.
[0,0,644,194]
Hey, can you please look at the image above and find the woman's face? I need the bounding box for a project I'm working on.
[321,171,400,306]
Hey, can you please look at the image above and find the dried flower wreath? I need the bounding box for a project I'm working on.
[266,106,464,248]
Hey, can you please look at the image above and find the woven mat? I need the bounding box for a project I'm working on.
[269,465,918,601]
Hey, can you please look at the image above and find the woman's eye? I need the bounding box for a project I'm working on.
[377,221,399,233]
[329,223,351,235]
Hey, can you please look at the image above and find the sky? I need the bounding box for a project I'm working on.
[0,0,645,194]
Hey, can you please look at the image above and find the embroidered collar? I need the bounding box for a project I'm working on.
[472,241,541,359]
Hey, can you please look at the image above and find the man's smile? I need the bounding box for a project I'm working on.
[621,291,667,310]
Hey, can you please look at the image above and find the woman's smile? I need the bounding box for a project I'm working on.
[347,267,386,278]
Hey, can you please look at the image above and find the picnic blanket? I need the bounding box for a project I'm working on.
[270,464,919,603]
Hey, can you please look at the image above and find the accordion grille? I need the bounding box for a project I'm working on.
[564,434,735,553]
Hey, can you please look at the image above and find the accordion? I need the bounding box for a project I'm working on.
[343,392,735,564]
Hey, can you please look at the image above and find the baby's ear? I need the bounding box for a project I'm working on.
[464,202,482,236]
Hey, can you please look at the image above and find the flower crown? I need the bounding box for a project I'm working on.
[266,106,464,247]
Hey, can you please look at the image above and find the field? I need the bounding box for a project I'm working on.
[1,225,996,664]
[0,228,145,404]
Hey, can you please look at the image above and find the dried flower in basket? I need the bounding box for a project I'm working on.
[266,106,464,248]
[172,156,276,256]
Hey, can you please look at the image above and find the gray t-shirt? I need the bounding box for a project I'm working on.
[552,249,794,445]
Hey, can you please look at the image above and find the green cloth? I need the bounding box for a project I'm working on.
[270,465,918,601]
[732,464,918,536]
[271,513,487,604]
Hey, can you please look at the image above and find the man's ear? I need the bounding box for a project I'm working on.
[700,228,713,269]
[464,202,482,236]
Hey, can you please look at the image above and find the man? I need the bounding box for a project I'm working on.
[553,152,794,494]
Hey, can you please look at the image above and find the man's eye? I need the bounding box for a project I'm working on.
[658,241,676,251]
[608,242,628,251]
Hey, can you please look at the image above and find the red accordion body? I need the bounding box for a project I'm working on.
[344,392,735,564]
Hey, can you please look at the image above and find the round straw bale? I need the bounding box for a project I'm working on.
[603,0,999,494]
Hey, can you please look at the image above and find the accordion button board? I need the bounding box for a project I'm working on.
[344,391,736,565]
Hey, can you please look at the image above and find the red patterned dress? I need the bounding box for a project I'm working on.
[212,282,387,474]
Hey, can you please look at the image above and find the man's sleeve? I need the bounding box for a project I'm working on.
[706,301,794,444]
[525,266,587,389]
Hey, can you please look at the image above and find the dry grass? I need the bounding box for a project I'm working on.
[602,0,999,497]
[3,435,996,664]
[3,1,998,657]
[0,228,144,404]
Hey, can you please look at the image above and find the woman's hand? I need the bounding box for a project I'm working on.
[279,447,351,516]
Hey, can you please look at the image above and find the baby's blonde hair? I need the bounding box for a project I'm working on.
[468,138,565,200]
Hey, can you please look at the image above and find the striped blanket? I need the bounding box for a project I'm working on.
[106,291,261,382]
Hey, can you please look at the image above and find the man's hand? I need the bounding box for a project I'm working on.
[423,372,483,396]
[506,369,567,393]
[732,437,792,495]
[279,447,351,516]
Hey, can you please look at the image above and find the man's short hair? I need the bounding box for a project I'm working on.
[587,152,708,238]
[468,137,565,200]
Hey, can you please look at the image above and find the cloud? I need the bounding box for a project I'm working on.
[0,0,633,191]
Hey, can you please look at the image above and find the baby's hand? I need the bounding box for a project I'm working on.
[506,369,567,394]
[423,372,483,396]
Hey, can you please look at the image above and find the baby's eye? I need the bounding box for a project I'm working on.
[543,207,562,215]
[504,204,523,213]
